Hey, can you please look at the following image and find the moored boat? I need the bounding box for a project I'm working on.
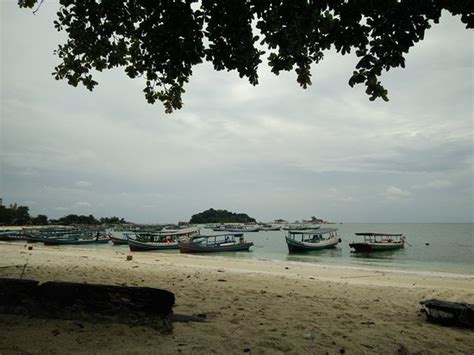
[128,227,200,252]
[41,236,109,245]
[285,228,340,253]
[107,230,135,245]
[259,224,281,231]
[349,233,405,252]
[0,230,25,241]
[282,224,321,231]
[27,228,109,245]
[225,225,260,232]
[178,233,253,253]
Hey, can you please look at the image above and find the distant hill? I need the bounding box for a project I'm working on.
[189,208,256,224]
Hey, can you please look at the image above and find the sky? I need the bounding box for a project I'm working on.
[1,2,473,224]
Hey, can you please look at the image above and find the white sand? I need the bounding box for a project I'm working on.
[0,241,473,354]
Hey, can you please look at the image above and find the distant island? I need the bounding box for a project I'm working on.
[189,208,256,224]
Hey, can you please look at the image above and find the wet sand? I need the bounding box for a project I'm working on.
[0,241,473,354]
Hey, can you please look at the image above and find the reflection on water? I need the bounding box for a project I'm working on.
[349,249,406,261]
[286,247,343,263]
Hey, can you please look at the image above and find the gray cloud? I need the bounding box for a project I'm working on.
[1,4,472,223]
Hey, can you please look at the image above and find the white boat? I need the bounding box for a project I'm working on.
[225,224,260,232]
[285,228,340,253]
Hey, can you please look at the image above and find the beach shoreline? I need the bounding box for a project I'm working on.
[0,241,473,354]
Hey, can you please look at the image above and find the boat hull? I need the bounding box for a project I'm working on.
[178,242,254,253]
[108,235,129,245]
[42,238,109,246]
[349,242,404,252]
[285,236,339,253]
[127,239,179,251]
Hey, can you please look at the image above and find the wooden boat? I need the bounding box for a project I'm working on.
[107,230,134,245]
[349,233,405,252]
[41,234,109,245]
[282,224,320,231]
[420,299,474,328]
[285,228,340,253]
[24,227,76,243]
[128,227,200,252]
[30,228,109,245]
[225,225,260,232]
[260,224,281,231]
[178,233,253,253]
[0,230,24,241]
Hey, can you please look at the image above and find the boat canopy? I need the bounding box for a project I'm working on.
[289,228,338,235]
[205,232,243,238]
[355,233,403,236]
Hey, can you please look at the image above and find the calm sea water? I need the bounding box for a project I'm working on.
[87,224,473,275]
[237,223,474,275]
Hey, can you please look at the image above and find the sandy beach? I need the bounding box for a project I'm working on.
[0,241,473,354]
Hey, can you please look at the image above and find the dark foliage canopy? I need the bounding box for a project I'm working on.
[190,208,256,224]
[19,0,473,113]
[0,201,128,226]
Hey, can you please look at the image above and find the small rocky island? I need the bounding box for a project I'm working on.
[189,208,256,224]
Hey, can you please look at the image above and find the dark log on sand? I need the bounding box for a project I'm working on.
[0,278,175,332]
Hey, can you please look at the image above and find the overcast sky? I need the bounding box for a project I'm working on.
[1,2,473,223]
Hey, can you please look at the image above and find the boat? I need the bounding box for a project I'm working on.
[285,228,340,253]
[24,227,76,243]
[128,227,200,252]
[225,225,260,232]
[178,233,253,253]
[349,233,405,252]
[420,299,474,328]
[107,230,135,245]
[31,228,109,245]
[259,224,281,231]
[0,230,24,241]
[212,225,226,231]
[282,224,320,231]
[41,236,109,245]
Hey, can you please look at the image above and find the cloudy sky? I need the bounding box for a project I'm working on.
[1,2,473,223]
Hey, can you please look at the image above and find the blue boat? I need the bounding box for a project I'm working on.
[41,235,109,245]
[28,228,109,245]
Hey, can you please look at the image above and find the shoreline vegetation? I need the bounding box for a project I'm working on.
[0,201,334,227]
[1,242,473,354]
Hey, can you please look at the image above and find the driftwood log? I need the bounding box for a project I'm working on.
[0,278,175,332]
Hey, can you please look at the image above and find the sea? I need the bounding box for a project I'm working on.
[71,223,474,275]
[233,223,474,275]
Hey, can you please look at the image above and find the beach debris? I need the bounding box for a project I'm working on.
[425,243,430,246]
[0,278,175,332]
[243,348,251,353]
[360,321,375,325]
[217,279,227,282]
[420,299,474,328]
[28,246,33,250]
[303,331,316,339]
[126,255,133,261]
[285,267,289,269]
[339,348,345,353]
[397,344,410,355]
[171,313,208,323]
